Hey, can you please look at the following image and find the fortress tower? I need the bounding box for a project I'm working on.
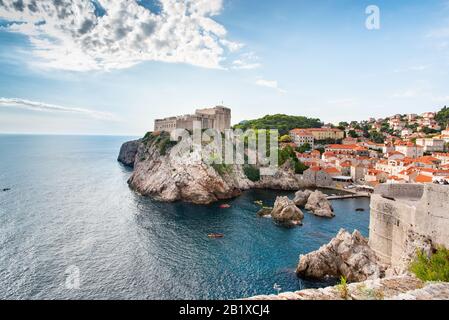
[154,106,231,133]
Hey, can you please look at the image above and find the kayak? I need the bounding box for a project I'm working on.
[208,233,224,239]
[220,204,231,208]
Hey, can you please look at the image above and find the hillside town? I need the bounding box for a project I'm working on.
[288,108,449,188]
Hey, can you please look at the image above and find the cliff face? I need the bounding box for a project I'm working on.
[117,139,141,167]
[120,134,310,204]
[125,133,252,204]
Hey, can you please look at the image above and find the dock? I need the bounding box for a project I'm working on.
[326,193,370,200]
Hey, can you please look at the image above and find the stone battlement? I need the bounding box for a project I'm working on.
[154,106,231,133]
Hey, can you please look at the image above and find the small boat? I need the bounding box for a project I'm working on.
[2,188,11,192]
[208,233,224,239]
[254,200,264,206]
[220,204,231,209]
[356,208,365,212]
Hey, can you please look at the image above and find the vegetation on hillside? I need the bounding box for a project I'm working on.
[410,247,449,282]
[436,106,449,128]
[279,145,309,174]
[142,131,178,156]
[234,114,322,136]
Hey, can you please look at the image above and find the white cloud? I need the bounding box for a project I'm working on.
[0,97,118,120]
[232,60,261,70]
[232,52,261,70]
[0,0,242,71]
[255,79,286,94]
[393,65,431,73]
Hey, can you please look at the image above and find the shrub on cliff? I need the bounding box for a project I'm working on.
[410,247,449,282]
[244,165,260,182]
[142,132,177,156]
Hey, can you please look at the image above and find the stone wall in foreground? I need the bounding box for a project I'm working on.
[369,184,449,267]
[247,276,449,300]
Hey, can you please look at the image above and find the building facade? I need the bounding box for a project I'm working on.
[154,106,231,133]
[289,129,315,148]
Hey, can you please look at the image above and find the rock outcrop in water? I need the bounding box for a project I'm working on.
[270,196,304,227]
[117,139,141,167]
[296,229,385,282]
[304,190,335,218]
[120,133,313,204]
[293,190,313,207]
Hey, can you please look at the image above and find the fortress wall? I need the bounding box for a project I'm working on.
[369,184,449,267]
[415,185,449,247]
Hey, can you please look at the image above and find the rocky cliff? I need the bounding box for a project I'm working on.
[296,229,385,282]
[119,133,313,204]
[117,139,141,167]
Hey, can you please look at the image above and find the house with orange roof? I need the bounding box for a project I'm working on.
[433,152,449,165]
[365,169,388,183]
[394,141,424,158]
[289,129,315,149]
[325,144,369,157]
[387,151,405,161]
[323,166,342,177]
[387,175,406,184]
[413,156,441,169]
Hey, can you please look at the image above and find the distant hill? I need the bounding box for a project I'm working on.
[233,114,322,135]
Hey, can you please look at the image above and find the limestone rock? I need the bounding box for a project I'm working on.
[305,190,335,218]
[127,136,252,204]
[296,229,385,282]
[117,139,141,167]
[254,160,314,191]
[257,207,273,217]
[121,134,315,205]
[271,196,304,227]
[247,276,449,301]
[293,190,313,207]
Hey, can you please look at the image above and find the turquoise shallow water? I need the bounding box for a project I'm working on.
[0,134,370,299]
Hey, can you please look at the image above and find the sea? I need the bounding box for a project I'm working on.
[0,134,370,299]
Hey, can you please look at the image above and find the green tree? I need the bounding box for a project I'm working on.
[436,106,449,128]
[279,134,293,143]
[296,143,311,153]
[234,114,322,136]
[347,130,358,139]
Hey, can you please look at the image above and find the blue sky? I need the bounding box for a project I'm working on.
[1,0,449,135]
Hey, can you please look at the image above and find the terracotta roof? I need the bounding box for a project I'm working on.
[324,167,341,174]
[415,174,433,183]
[290,129,314,136]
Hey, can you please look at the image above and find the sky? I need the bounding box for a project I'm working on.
[1,0,449,136]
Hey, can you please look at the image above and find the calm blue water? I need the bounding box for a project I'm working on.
[0,135,370,300]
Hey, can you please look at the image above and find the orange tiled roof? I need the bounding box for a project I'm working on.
[324,167,341,174]
[415,174,433,183]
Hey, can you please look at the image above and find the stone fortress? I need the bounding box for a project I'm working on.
[154,106,231,133]
[370,184,449,269]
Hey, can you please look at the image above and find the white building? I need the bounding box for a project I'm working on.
[395,143,424,158]
[416,138,445,153]
[289,129,315,149]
